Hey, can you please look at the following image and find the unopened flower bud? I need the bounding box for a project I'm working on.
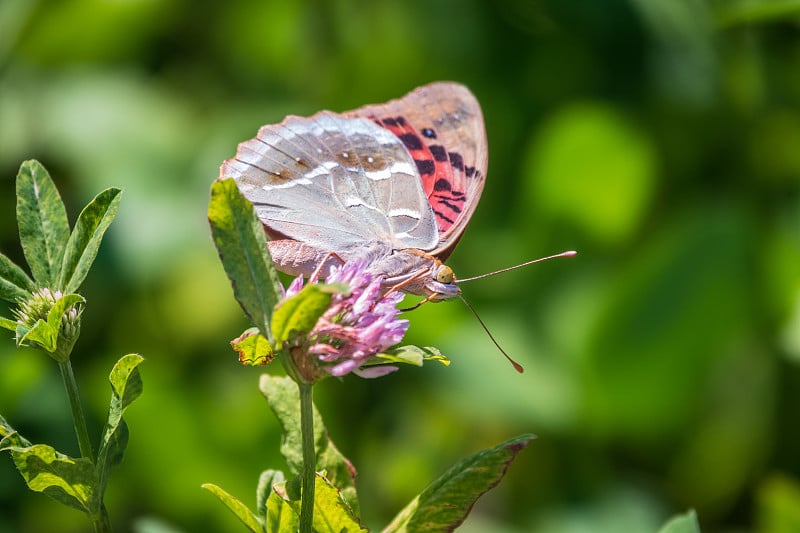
[14,287,83,361]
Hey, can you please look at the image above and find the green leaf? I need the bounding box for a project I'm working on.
[0,316,18,332]
[383,434,535,533]
[96,353,144,493]
[46,293,84,331]
[0,414,24,441]
[266,483,300,533]
[208,178,283,341]
[202,483,264,533]
[0,437,94,513]
[311,476,366,532]
[658,509,701,533]
[259,375,359,515]
[271,284,333,346]
[58,187,122,293]
[19,319,57,352]
[16,160,70,287]
[278,475,365,533]
[231,328,275,366]
[373,345,450,368]
[0,251,34,302]
[257,469,285,521]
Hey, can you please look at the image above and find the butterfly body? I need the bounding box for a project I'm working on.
[221,82,486,300]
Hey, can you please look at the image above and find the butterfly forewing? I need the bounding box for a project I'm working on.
[345,82,487,258]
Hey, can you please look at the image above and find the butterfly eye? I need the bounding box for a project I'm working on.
[435,265,455,284]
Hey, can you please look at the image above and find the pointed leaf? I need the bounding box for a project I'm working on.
[277,475,365,533]
[383,434,535,533]
[231,328,275,366]
[59,188,122,293]
[208,178,283,341]
[259,375,359,514]
[202,483,264,533]
[96,354,144,492]
[658,510,701,533]
[0,252,34,302]
[16,160,70,286]
[0,437,94,513]
[0,316,18,332]
[271,284,333,346]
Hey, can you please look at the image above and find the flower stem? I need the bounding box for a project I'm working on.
[92,503,113,533]
[59,361,113,532]
[298,381,316,533]
[58,360,95,462]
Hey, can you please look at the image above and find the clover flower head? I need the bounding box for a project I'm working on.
[286,260,409,378]
[15,288,78,328]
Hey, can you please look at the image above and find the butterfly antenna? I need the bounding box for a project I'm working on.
[458,250,577,283]
[458,294,524,374]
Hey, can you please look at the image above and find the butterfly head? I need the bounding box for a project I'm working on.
[424,263,461,301]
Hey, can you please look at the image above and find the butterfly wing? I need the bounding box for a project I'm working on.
[345,81,487,260]
[222,112,439,254]
[220,81,487,289]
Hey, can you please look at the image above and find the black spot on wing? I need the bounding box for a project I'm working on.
[422,128,437,139]
[448,152,464,171]
[415,159,435,175]
[429,145,448,162]
[465,166,475,177]
[399,133,423,151]
[434,178,451,191]
[382,116,407,127]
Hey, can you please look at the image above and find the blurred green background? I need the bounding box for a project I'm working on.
[2,0,800,531]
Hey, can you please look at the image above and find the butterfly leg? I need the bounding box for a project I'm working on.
[398,291,444,312]
[384,268,429,298]
[309,251,346,282]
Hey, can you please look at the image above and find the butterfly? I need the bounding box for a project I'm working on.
[220,81,487,302]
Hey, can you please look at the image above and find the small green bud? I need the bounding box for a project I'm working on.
[14,288,83,361]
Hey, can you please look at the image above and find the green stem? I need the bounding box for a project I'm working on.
[92,503,113,533]
[58,360,94,462]
[59,361,113,532]
[298,381,316,533]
